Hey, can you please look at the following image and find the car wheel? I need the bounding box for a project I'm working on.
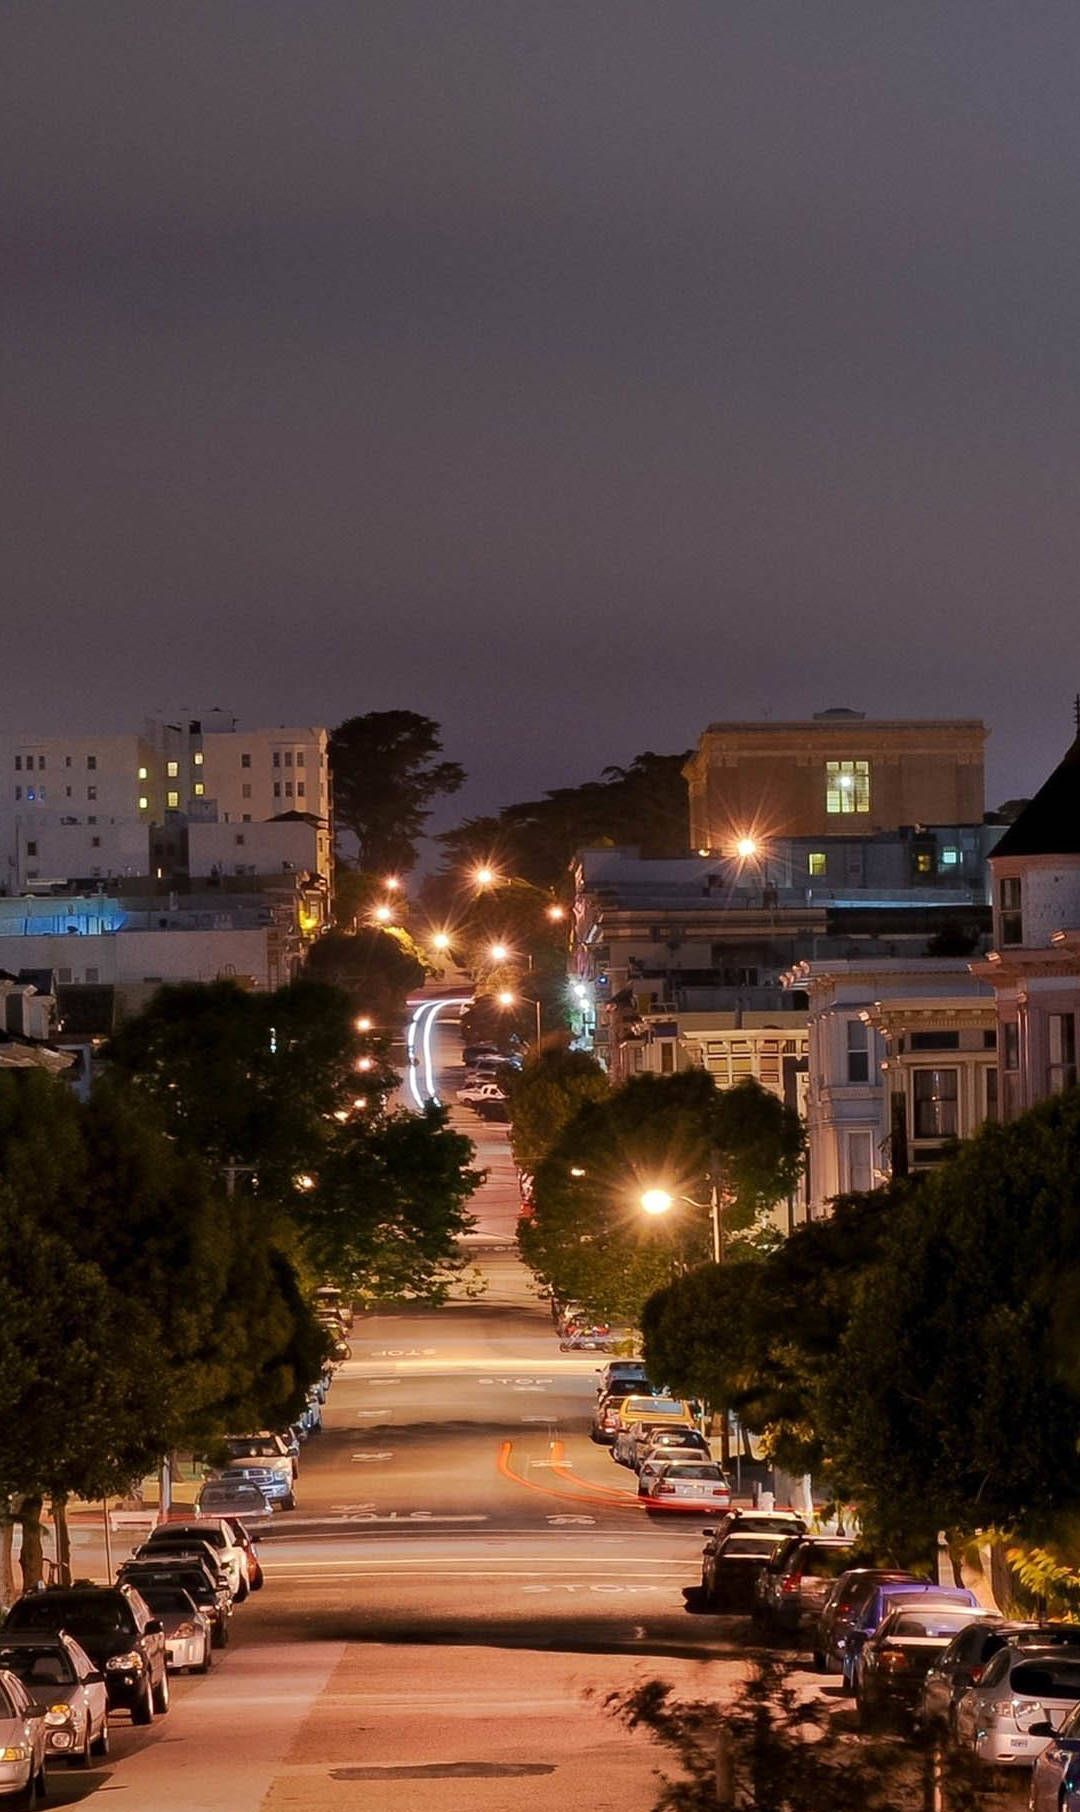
[235,1576,249,1604]
[196,1636,212,1674]
[212,1618,229,1650]
[151,1668,170,1715]
[131,1681,155,1725]
[69,1718,93,1767]
[283,1492,296,1511]
[90,1716,109,1758]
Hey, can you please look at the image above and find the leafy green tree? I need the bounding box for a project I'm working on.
[298,1105,482,1302]
[330,710,465,875]
[519,1073,802,1325]
[503,1044,609,1174]
[305,926,425,1023]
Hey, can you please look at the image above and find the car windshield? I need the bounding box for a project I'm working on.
[0,1645,75,1686]
[0,1682,19,1718]
[227,1439,281,1457]
[139,1588,195,1616]
[7,1594,134,1639]
[722,1535,783,1556]
[154,1527,225,1549]
[891,1612,977,1639]
[130,1570,213,1605]
[1010,1660,1080,1698]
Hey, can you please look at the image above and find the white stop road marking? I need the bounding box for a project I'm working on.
[351,1451,394,1463]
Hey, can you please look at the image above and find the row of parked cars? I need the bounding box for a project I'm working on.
[0,1340,342,1804]
[696,1509,1080,1803]
[591,1361,733,1514]
[456,1042,520,1120]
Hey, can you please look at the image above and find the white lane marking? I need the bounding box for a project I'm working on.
[546,1514,595,1526]
[369,1348,437,1358]
[350,1452,394,1463]
[271,1567,686,1579]
[522,1583,669,1595]
[478,1376,553,1386]
[355,1408,391,1418]
[328,1504,377,1514]
[285,1512,489,1525]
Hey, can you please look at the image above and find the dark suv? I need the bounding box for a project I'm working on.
[3,1583,169,1723]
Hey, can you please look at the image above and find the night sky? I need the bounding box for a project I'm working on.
[4,4,1077,824]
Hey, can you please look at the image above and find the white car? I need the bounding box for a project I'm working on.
[956,1645,1080,1768]
[639,1459,732,1516]
[142,1518,249,1601]
[0,1667,47,1802]
[637,1440,712,1495]
[130,1585,212,1674]
[0,1632,109,1768]
[457,1080,506,1107]
[1029,1697,1080,1808]
[224,1432,298,1485]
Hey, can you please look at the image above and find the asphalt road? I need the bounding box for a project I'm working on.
[34,1020,1025,1810]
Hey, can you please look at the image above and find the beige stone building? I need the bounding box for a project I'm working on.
[684,708,986,852]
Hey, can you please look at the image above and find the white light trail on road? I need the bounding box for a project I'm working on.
[421,994,472,1104]
[405,994,473,1109]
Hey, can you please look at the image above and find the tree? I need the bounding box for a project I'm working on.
[330,710,465,875]
[518,1073,802,1325]
[503,1044,609,1175]
[305,927,425,1023]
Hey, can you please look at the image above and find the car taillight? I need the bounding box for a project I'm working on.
[780,1575,801,1594]
[836,1600,851,1616]
[656,1481,676,1495]
[712,1488,729,1497]
[879,1647,910,1672]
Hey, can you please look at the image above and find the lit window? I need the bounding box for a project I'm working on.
[167,760,179,779]
[940,848,960,867]
[26,788,36,802]
[193,782,204,797]
[137,765,148,780]
[193,751,204,766]
[807,852,826,876]
[915,851,933,874]
[167,790,179,809]
[826,760,870,814]
[138,795,149,810]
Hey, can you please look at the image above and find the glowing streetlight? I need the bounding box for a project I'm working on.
[373,903,393,923]
[295,1173,316,1193]
[546,903,566,922]
[489,942,511,962]
[569,1165,587,1179]
[473,865,498,889]
[356,1056,374,1073]
[352,1095,368,1110]
[354,1015,373,1032]
[640,1187,675,1216]
[639,1183,721,1262]
[496,989,516,1008]
[431,931,451,951]
[383,875,402,891]
[735,835,759,860]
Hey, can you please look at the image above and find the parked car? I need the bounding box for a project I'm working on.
[813,1568,919,1673]
[461,1042,499,1066]
[640,1460,732,1516]
[0,1631,109,1767]
[1030,1697,1080,1810]
[590,1381,658,1444]
[3,1584,168,1725]
[636,1430,712,1486]
[118,1559,231,1651]
[842,1580,979,1691]
[131,1537,231,1599]
[217,1462,294,1510]
[856,1604,998,1730]
[611,1400,695,1467]
[145,1519,249,1600]
[224,1433,298,1484]
[956,1645,1080,1769]
[919,1620,1080,1734]
[196,1476,272,1520]
[755,1536,857,1634]
[707,1509,806,1548]
[125,1585,212,1675]
[559,1325,613,1351]
[0,1669,48,1804]
[217,1516,265,1591]
[596,1361,651,1394]
[457,1080,506,1107]
[700,1530,788,1612]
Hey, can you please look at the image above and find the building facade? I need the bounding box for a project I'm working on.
[684,709,987,853]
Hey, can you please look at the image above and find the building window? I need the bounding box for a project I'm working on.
[26,788,35,802]
[25,841,37,857]
[272,752,281,768]
[296,751,305,768]
[284,751,293,767]
[13,756,20,771]
[235,834,246,847]
[659,1041,675,1074]
[87,786,97,801]
[1003,1022,1019,1070]
[296,781,305,798]
[242,783,252,799]
[847,1130,873,1194]
[984,1067,999,1122]
[273,781,281,798]
[85,967,99,984]
[138,795,149,810]
[167,790,179,809]
[64,755,71,768]
[825,759,870,815]
[940,847,960,867]
[13,788,20,801]
[807,852,826,876]
[284,781,293,798]
[909,1030,960,1051]
[166,760,179,779]
[138,765,148,780]
[65,787,71,798]
[87,755,97,770]
[193,751,203,766]
[999,876,1023,946]
[87,815,96,824]
[91,837,101,849]
[913,1067,959,1139]
[241,752,251,768]
[193,782,204,797]
[242,813,252,822]
[846,1018,870,1083]
[1048,1013,1077,1094]
[915,851,933,874]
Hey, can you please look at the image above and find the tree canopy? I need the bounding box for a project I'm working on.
[503,1044,610,1175]
[330,710,465,875]
[518,1072,803,1325]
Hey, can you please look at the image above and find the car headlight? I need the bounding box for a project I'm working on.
[43,1704,73,1726]
[0,1745,30,1762]
[106,1652,144,1671]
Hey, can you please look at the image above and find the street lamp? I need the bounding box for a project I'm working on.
[638,1180,723,1264]
[431,931,451,952]
[735,835,758,860]
[373,903,393,924]
[473,865,498,889]
[354,1015,373,1032]
[496,988,542,1046]
[383,875,402,892]
[489,941,511,962]
[546,904,566,922]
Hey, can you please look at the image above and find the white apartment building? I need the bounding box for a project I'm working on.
[0,717,331,899]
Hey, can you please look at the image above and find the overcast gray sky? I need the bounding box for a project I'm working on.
[3,3,1077,820]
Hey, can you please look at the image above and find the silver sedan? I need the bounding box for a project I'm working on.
[0,1668,48,1801]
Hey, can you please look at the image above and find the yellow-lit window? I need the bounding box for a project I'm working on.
[193,751,204,766]
[167,790,179,809]
[807,852,826,876]
[138,795,149,810]
[915,851,933,874]
[193,782,204,797]
[167,760,179,778]
[137,765,148,780]
[825,760,870,815]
